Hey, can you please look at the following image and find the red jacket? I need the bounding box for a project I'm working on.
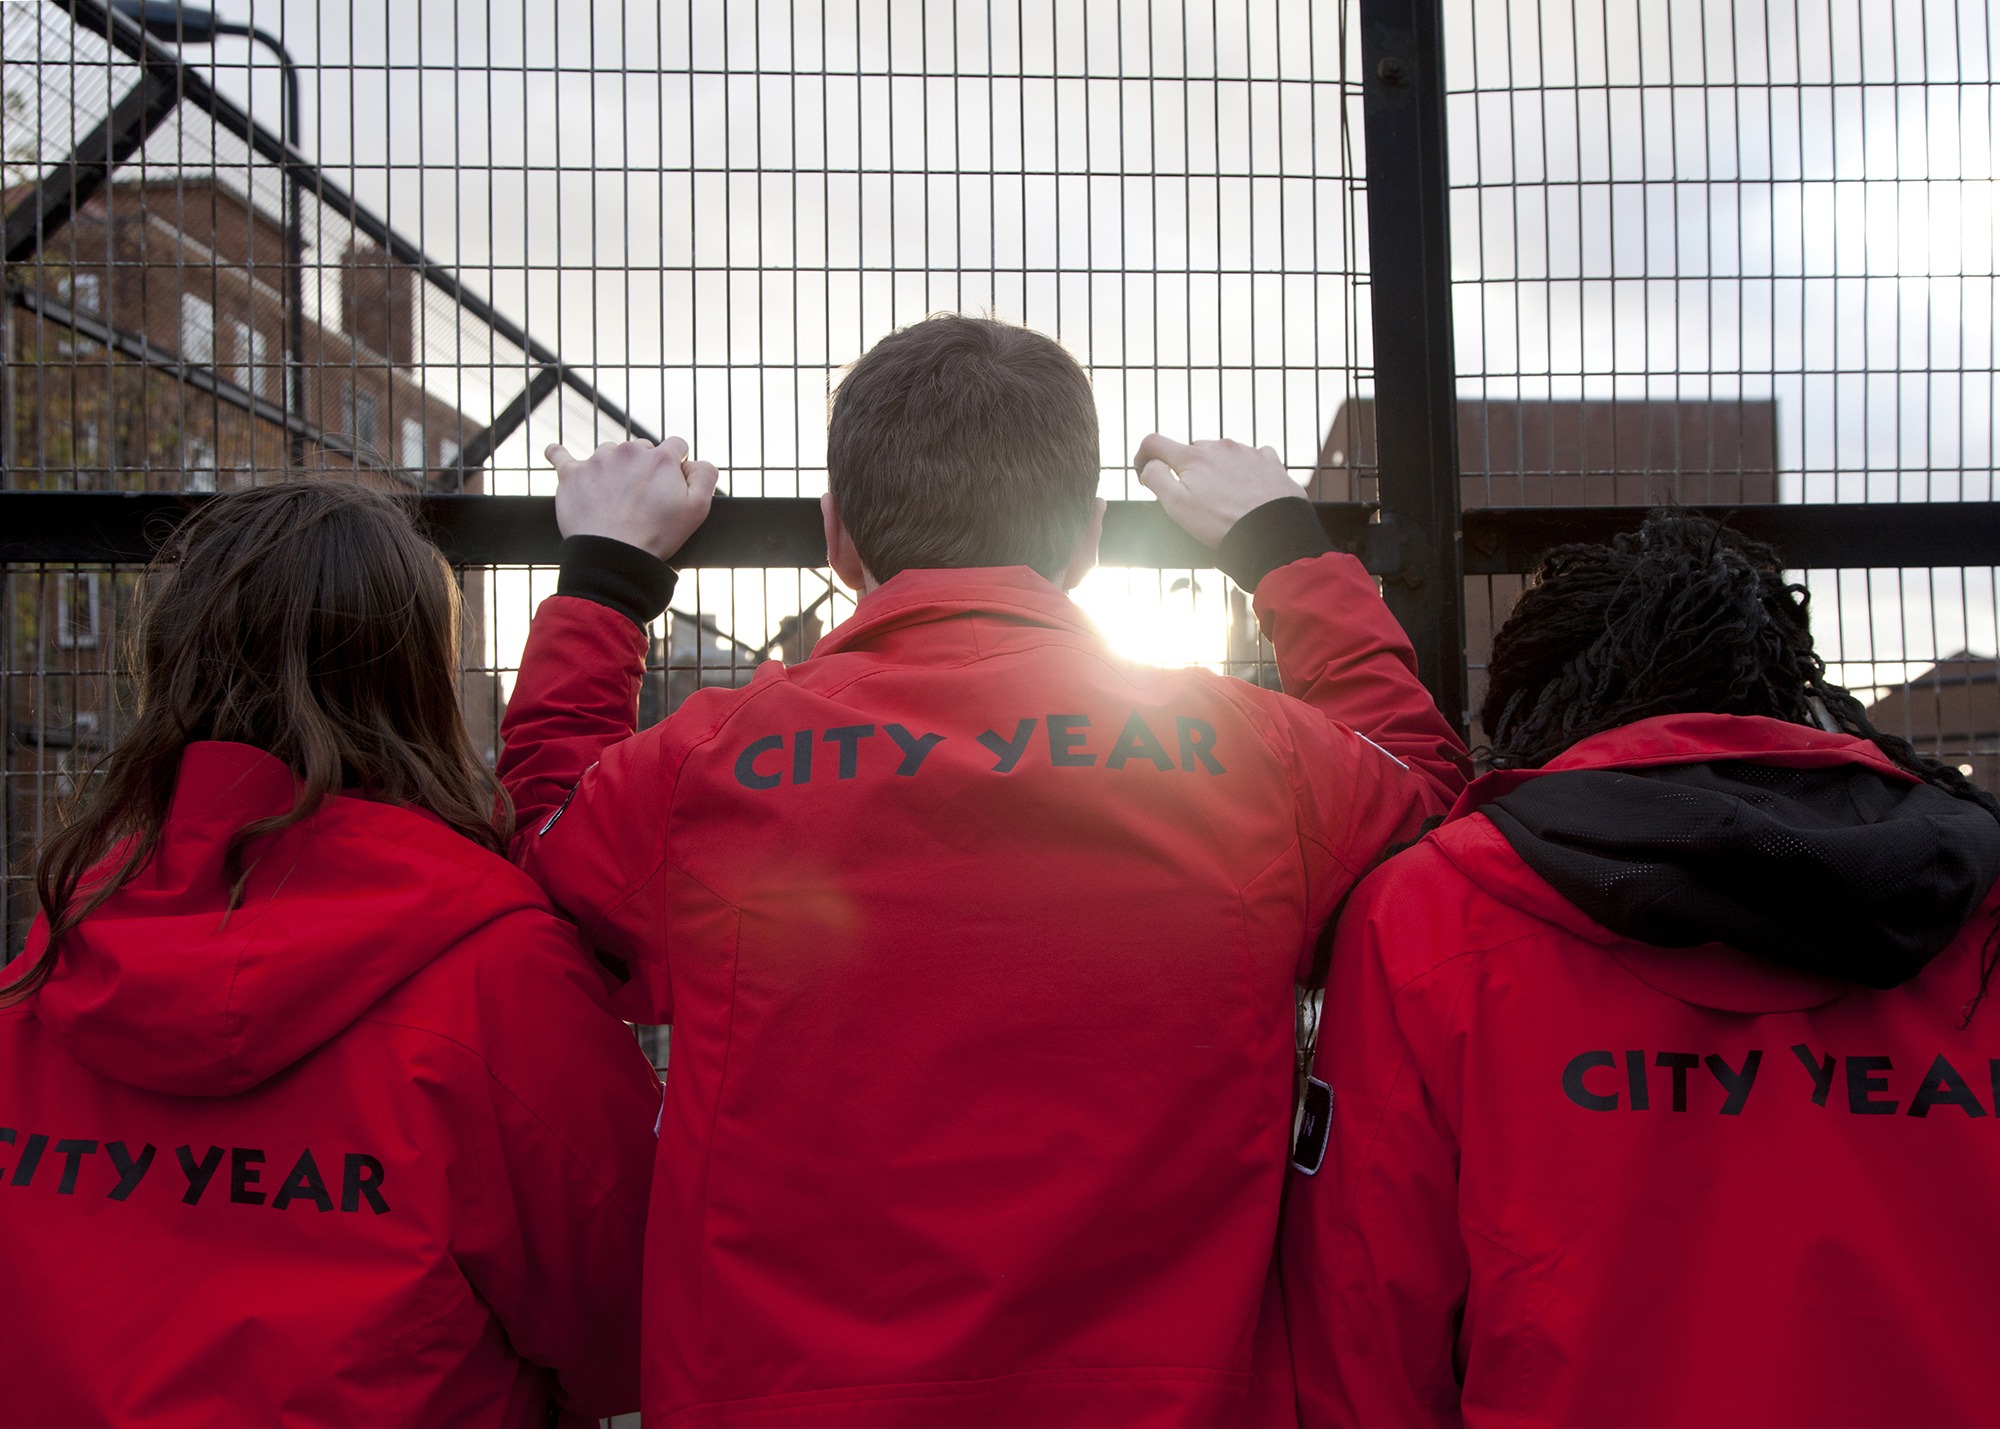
[0,742,662,1427]
[1284,714,2000,1428]
[499,554,1468,1427]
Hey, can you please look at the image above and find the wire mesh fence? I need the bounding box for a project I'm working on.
[5,0,1999,967]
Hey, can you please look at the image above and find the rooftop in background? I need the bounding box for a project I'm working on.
[1864,654,2000,796]
[1310,398,1779,508]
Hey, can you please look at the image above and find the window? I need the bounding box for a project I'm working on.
[179,292,214,367]
[59,272,101,314]
[55,572,100,650]
[183,436,218,493]
[249,327,275,399]
[226,316,252,391]
[400,417,425,471]
[344,382,380,451]
[437,439,460,470]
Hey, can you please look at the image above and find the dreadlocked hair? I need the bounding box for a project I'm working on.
[1480,509,2000,1020]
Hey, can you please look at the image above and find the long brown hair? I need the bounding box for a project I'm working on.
[5,479,510,1004]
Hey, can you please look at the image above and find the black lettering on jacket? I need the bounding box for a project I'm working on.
[1791,1043,1836,1106]
[1046,714,1094,767]
[10,1133,388,1212]
[1656,1052,1700,1111]
[52,1139,98,1195]
[883,723,944,775]
[105,1141,156,1201]
[1562,1051,1619,1111]
[978,719,1036,773]
[1846,1055,1897,1114]
[177,1144,224,1205]
[273,1149,336,1211]
[1048,708,1096,764]
[791,729,814,784]
[1175,716,1224,774]
[734,734,783,790]
[821,725,875,779]
[1909,1054,1987,1118]
[1107,711,1173,771]
[1625,1050,1650,1110]
[10,1132,48,1187]
[230,1147,267,1204]
[343,1154,390,1214]
[1704,1051,1762,1115]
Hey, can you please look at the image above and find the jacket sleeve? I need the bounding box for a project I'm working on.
[449,912,663,1421]
[1220,497,1469,814]
[498,576,678,1023]
[1215,500,1471,963]
[1283,863,1469,1428]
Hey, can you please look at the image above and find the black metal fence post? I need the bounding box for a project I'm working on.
[1357,0,1466,732]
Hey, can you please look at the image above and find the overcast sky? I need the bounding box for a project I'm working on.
[10,0,1997,689]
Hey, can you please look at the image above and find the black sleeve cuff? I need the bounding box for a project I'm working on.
[1214,496,1335,591]
[556,534,677,625]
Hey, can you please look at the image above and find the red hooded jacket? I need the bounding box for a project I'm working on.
[0,742,662,1427]
[1284,714,2000,1428]
[498,535,1469,1427]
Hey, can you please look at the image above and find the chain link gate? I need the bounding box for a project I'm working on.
[5,0,1999,965]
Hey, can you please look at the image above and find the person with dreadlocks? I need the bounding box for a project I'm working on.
[1281,510,2000,1428]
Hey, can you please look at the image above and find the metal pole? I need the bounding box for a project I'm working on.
[101,5,309,465]
[1357,0,1466,732]
[209,23,308,468]
[268,37,306,470]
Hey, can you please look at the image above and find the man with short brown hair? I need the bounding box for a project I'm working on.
[825,314,1103,579]
[499,314,1468,1428]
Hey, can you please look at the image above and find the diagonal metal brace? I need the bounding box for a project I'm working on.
[66,0,658,448]
[4,67,182,266]
[8,281,406,480]
[440,362,563,488]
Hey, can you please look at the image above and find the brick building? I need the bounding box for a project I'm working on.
[3,177,484,949]
[1310,397,1781,728]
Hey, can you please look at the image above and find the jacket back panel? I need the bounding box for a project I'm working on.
[647,628,1315,1420]
[1293,801,2000,1429]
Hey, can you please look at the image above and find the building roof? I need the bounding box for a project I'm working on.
[1311,396,1780,507]
[1863,652,2000,745]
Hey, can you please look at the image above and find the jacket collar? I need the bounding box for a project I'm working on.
[809,566,1097,657]
[1446,712,1915,824]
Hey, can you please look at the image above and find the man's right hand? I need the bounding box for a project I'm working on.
[1134,435,1307,548]
[546,436,720,563]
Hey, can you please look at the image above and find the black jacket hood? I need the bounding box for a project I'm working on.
[1484,759,2000,989]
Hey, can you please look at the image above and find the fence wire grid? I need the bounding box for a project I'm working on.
[5,0,1999,977]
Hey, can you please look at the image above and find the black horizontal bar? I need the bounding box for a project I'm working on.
[1459,503,2000,575]
[4,493,1997,574]
[67,0,659,447]
[0,493,1375,568]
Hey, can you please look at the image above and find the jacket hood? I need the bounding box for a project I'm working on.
[30,741,552,1097]
[1450,715,2000,994]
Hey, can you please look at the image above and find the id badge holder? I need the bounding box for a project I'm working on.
[1291,1076,1332,1176]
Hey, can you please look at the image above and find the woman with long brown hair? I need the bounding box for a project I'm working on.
[0,480,659,1427]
